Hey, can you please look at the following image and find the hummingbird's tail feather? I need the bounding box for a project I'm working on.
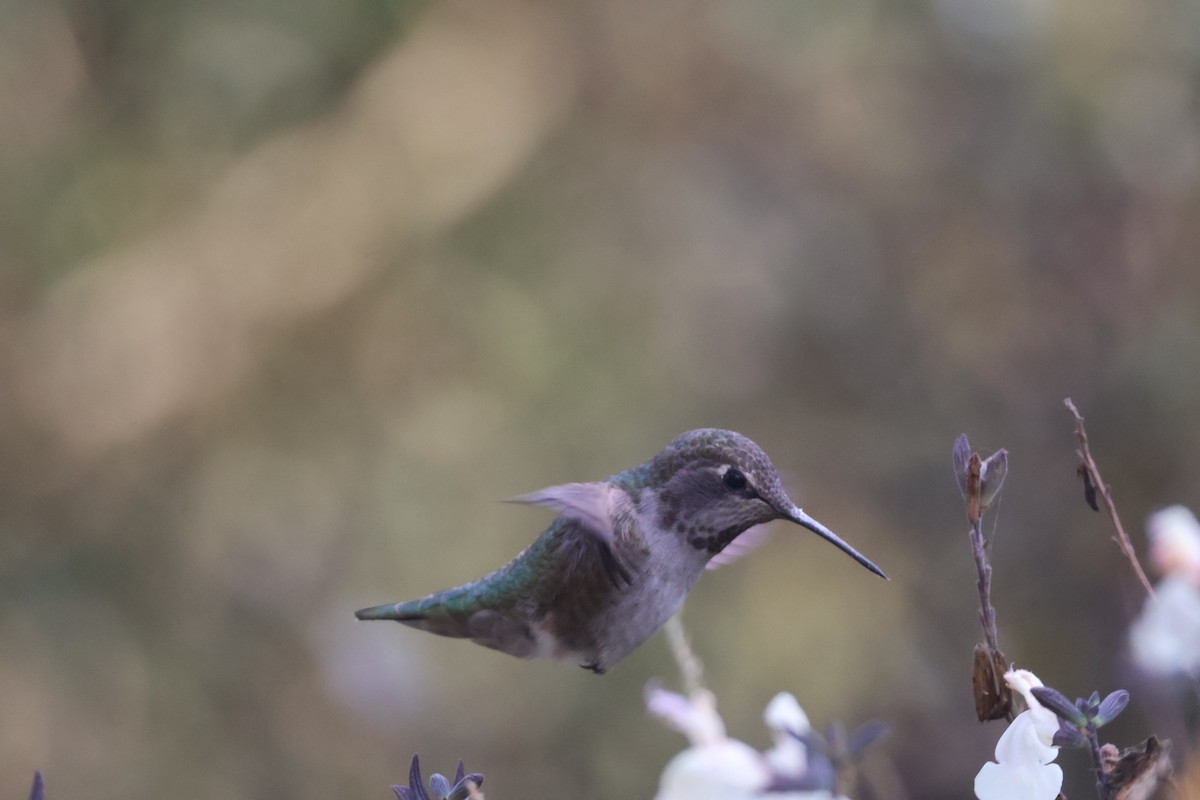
[355,589,541,658]
[355,581,481,627]
[354,602,422,621]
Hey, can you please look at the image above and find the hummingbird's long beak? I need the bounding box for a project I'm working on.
[786,506,888,579]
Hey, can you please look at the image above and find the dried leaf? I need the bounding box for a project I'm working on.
[972,643,1011,721]
[1111,736,1172,800]
[1078,465,1100,512]
[967,453,983,525]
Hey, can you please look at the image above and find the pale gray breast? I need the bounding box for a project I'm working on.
[591,497,711,665]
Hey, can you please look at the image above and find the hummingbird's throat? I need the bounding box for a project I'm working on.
[686,524,745,555]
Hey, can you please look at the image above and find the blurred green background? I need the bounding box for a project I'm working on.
[3,0,1199,798]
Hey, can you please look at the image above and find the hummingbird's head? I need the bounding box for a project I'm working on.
[643,429,886,578]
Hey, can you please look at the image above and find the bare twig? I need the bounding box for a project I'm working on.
[971,519,1003,652]
[969,508,1015,722]
[955,435,1013,722]
[1086,722,1113,800]
[968,456,1002,655]
[1063,399,1157,599]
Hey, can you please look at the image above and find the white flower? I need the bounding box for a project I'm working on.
[657,738,771,800]
[974,710,1064,800]
[647,686,770,800]
[974,669,1063,800]
[1127,507,1200,677]
[763,692,811,776]
[1147,506,1200,583]
[649,687,845,800]
[646,686,725,745]
[1002,670,1060,745]
[1130,574,1200,676]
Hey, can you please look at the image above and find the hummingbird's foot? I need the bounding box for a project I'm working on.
[580,659,607,675]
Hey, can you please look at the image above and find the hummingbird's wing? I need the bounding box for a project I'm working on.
[507,482,613,535]
[508,481,641,589]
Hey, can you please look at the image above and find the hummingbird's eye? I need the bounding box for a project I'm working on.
[723,468,747,492]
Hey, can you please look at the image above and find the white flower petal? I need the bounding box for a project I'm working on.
[1003,669,1058,745]
[994,711,1057,766]
[1130,574,1200,676]
[975,759,1064,800]
[1148,506,1200,582]
[975,712,1063,800]
[646,687,726,745]
[1027,707,1061,747]
[763,692,811,776]
[764,692,811,736]
[655,740,768,800]
[1003,669,1043,705]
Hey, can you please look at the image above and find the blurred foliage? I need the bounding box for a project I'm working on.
[2,0,1200,798]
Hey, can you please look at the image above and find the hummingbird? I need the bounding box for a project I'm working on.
[355,428,886,673]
